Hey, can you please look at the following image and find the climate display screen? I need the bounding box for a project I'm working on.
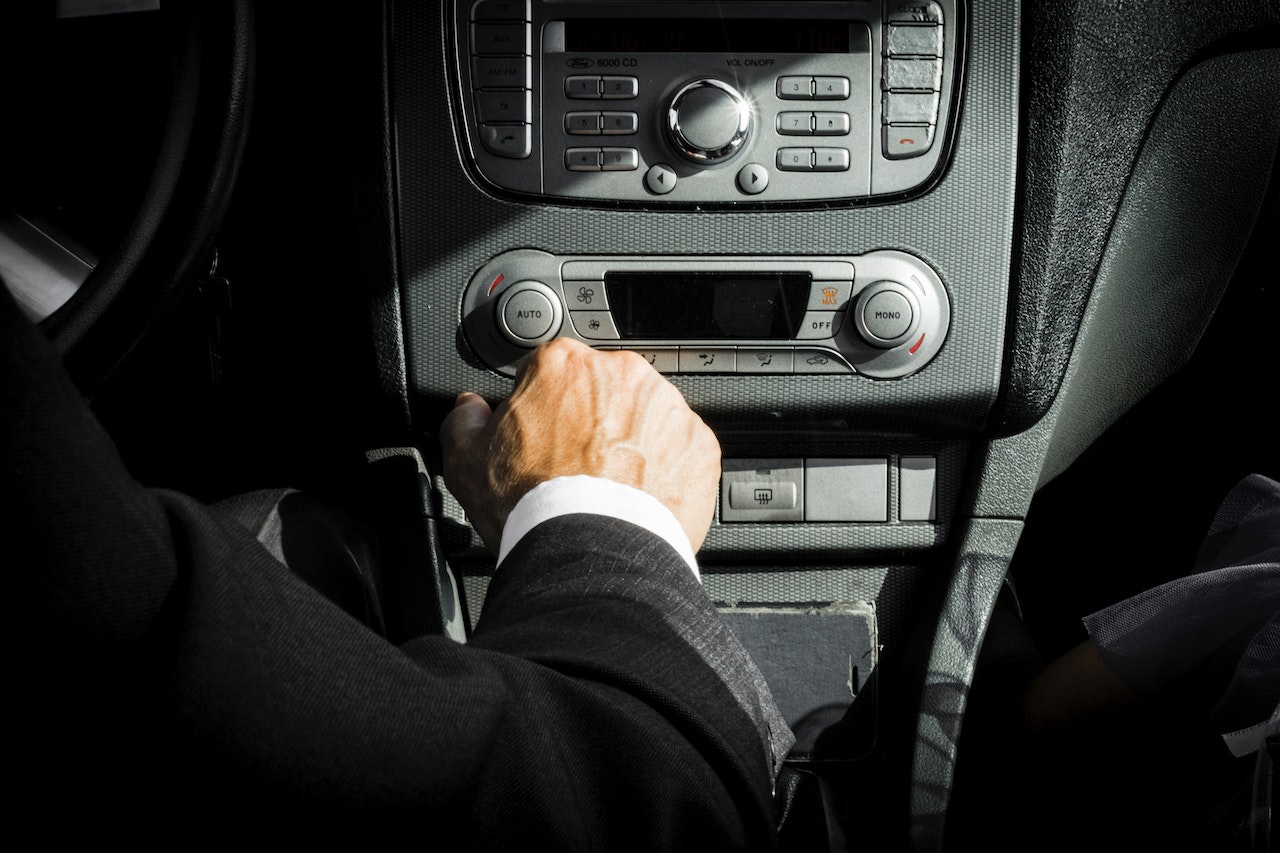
[605,272,810,339]
[564,19,851,53]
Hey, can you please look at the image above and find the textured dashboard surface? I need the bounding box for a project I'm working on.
[391,1,1020,439]
[995,0,1280,434]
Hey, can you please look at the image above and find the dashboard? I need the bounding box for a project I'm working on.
[7,0,1277,848]
[387,1,1278,845]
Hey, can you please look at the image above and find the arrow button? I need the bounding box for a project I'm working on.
[645,163,677,195]
[736,163,769,195]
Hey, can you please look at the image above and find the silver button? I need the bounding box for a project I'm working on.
[886,1,943,24]
[729,480,798,511]
[777,111,813,135]
[794,349,855,374]
[884,91,940,124]
[470,23,530,55]
[808,281,852,311]
[736,348,793,373]
[884,58,942,92]
[812,112,850,136]
[777,148,813,171]
[813,148,850,171]
[498,285,560,344]
[471,0,532,22]
[812,77,850,100]
[720,459,804,522]
[480,124,531,159]
[630,348,679,373]
[601,76,639,99]
[565,75,601,98]
[565,112,601,134]
[796,311,844,340]
[679,348,736,373]
[565,148,602,171]
[776,76,813,99]
[570,310,620,339]
[600,147,639,171]
[566,281,607,309]
[472,56,531,89]
[736,163,770,195]
[476,91,531,124]
[600,111,638,134]
[887,24,942,57]
[884,125,934,159]
[645,163,677,194]
[860,289,913,341]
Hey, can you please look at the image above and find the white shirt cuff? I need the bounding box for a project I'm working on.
[496,475,701,580]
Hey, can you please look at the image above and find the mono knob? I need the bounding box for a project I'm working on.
[665,78,752,164]
[852,280,922,349]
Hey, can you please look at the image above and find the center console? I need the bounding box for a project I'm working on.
[391,0,1019,844]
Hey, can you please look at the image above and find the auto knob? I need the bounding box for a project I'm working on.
[496,280,563,347]
[665,78,752,165]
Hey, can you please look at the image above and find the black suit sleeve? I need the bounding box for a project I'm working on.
[2,283,791,849]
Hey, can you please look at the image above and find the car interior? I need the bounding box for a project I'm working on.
[5,1,1278,849]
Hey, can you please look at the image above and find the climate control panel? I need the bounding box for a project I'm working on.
[461,249,951,379]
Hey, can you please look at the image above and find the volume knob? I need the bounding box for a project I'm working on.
[666,78,751,165]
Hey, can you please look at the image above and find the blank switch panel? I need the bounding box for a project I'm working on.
[805,458,888,521]
[721,455,939,524]
[899,456,938,521]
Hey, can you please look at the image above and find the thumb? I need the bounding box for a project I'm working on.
[440,392,493,461]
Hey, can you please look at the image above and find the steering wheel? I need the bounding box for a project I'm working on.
[3,0,254,399]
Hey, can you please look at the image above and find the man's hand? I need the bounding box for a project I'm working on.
[440,338,721,555]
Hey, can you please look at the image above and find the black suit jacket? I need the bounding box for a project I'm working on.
[2,284,791,849]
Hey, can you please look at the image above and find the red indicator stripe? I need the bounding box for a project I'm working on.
[908,333,925,354]
[488,273,505,295]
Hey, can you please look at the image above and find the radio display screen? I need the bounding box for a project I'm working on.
[564,20,852,53]
[606,272,810,339]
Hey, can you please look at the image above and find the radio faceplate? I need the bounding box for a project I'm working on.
[451,0,959,204]
[461,250,951,378]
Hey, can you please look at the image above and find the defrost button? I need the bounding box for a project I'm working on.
[737,348,793,374]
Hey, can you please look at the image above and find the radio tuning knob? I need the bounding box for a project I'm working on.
[665,78,752,165]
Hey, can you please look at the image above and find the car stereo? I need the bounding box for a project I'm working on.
[449,0,959,204]
[461,249,950,378]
